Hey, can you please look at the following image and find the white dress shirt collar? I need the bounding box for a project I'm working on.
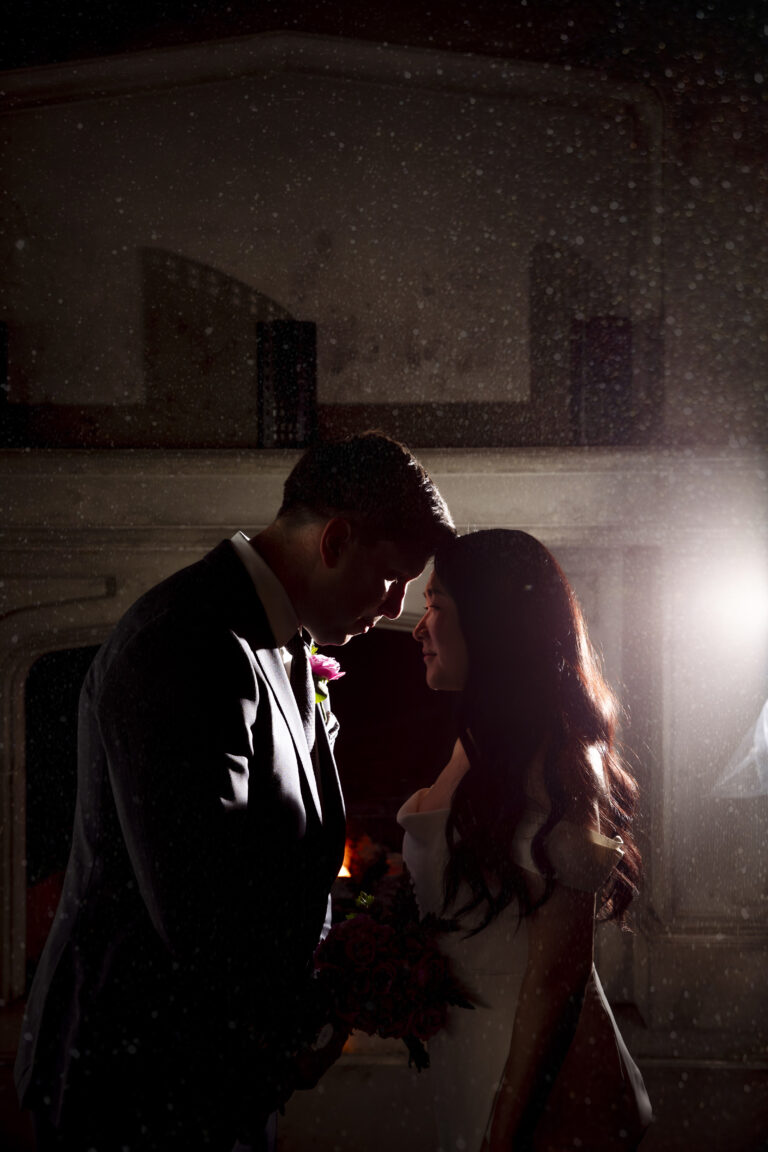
[230,531,300,649]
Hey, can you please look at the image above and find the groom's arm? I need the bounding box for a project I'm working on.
[95,619,278,968]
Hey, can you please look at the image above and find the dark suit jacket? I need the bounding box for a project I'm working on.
[15,540,346,1138]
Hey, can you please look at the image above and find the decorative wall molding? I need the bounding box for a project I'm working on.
[0,33,663,143]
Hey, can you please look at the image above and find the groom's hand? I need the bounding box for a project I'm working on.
[291,1024,349,1090]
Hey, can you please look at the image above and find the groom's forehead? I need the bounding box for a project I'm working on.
[373,538,430,580]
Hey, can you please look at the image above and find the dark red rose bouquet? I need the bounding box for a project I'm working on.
[313,877,474,1070]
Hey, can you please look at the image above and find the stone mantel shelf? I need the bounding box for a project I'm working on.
[3,444,765,472]
[2,447,766,548]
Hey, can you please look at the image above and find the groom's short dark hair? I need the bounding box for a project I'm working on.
[279,430,455,551]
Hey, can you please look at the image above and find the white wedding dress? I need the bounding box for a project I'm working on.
[397,787,652,1152]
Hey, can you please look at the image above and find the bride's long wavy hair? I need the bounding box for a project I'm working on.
[434,530,640,932]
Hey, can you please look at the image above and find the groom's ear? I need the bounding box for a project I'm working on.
[319,517,354,569]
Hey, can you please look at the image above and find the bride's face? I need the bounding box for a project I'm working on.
[412,570,468,691]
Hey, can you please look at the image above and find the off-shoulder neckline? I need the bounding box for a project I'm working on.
[397,791,624,854]
[399,804,450,818]
[396,788,449,820]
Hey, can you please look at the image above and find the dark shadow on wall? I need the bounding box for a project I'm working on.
[0,250,316,449]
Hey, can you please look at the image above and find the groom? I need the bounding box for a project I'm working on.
[16,431,455,1151]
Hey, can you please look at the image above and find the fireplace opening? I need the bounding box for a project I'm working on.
[24,646,99,986]
[21,628,455,982]
[329,626,455,911]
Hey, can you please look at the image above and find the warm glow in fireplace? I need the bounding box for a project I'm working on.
[338,841,352,879]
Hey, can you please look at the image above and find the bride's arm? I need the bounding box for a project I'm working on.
[481,881,595,1151]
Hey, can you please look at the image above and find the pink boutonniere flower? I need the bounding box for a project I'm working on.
[309,645,345,705]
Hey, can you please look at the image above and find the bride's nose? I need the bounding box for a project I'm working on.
[412,612,427,641]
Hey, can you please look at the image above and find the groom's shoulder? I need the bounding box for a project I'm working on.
[129,539,237,618]
[99,540,257,662]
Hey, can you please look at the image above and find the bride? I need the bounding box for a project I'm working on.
[398,530,652,1151]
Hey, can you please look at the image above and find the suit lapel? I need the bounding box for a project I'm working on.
[314,704,346,839]
[253,647,324,824]
[203,540,344,835]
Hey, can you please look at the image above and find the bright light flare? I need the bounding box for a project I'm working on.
[707,568,768,640]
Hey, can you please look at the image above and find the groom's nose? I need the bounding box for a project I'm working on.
[380,580,407,620]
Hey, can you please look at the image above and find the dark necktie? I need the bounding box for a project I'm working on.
[287,631,316,754]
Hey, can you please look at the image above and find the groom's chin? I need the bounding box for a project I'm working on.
[335,620,377,645]
[311,615,380,646]
[311,627,353,647]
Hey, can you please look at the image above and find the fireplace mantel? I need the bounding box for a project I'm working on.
[2,446,767,1064]
[3,444,763,541]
